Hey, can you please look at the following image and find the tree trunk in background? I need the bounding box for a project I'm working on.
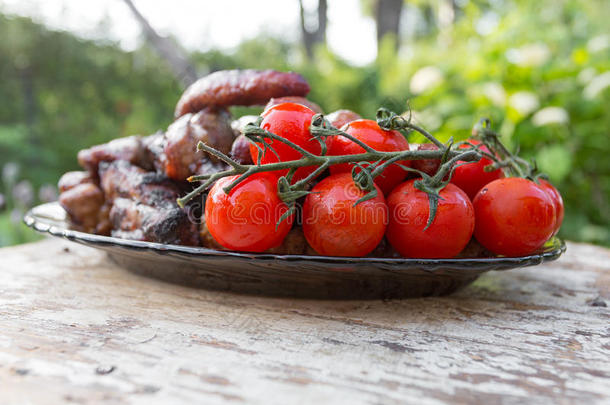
[375,0,404,52]
[298,0,328,59]
[122,0,197,88]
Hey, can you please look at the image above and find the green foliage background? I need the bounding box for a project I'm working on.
[1,0,609,247]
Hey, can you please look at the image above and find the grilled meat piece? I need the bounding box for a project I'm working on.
[58,182,107,234]
[99,160,187,206]
[77,135,147,176]
[141,131,167,172]
[99,160,199,246]
[162,108,234,180]
[109,197,199,246]
[175,69,310,118]
[264,96,322,113]
[265,227,310,255]
[58,171,94,193]
[230,115,259,137]
[326,109,361,129]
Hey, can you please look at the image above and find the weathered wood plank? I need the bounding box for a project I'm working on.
[0,238,608,404]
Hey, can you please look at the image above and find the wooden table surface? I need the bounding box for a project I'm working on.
[1,238,609,405]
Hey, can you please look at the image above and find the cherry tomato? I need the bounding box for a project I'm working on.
[411,143,441,177]
[450,140,504,200]
[328,119,410,196]
[473,177,556,257]
[302,172,388,257]
[538,179,564,235]
[249,102,328,182]
[386,180,475,258]
[204,173,293,252]
[326,109,361,129]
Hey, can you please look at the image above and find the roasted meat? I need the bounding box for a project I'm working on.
[99,160,200,246]
[99,160,180,205]
[174,69,310,118]
[58,171,94,193]
[161,108,234,180]
[58,182,109,235]
[109,197,199,246]
[77,135,148,176]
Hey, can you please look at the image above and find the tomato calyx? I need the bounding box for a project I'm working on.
[412,139,480,230]
[471,118,534,179]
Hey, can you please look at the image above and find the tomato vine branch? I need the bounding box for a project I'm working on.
[177,110,481,208]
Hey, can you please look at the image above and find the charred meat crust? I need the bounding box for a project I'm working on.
[101,161,200,246]
[162,108,234,180]
[77,135,147,176]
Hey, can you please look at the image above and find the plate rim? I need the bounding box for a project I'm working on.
[24,202,566,266]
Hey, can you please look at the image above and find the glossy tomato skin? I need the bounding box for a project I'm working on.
[450,140,504,200]
[386,180,475,258]
[473,178,556,257]
[204,173,293,252]
[411,143,441,178]
[302,172,388,257]
[538,179,564,235]
[328,119,410,196]
[249,102,326,182]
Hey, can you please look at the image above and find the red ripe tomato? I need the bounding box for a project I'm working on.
[473,178,556,257]
[450,140,504,200]
[249,102,328,182]
[302,172,388,257]
[204,173,293,252]
[386,180,475,258]
[537,179,564,235]
[411,143,441,177]
[328,119,410,196]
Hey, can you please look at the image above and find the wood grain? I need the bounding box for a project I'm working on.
[0,238,608,404]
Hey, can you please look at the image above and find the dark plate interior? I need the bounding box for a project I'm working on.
[24,202,566,299]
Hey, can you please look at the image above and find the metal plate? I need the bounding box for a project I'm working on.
[24,202,566,299]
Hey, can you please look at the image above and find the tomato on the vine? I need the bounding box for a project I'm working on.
[204,173,293,252]
[386,179,475,258]
[328,119,410,196]
[249,102,328,182]
[473,177,556,257]
[302,172,388,257]
[537,179,564,236]
[411,143,441,178]
[450,139,504,200]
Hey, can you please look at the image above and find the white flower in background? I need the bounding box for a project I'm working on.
[410,66,444,94]
[506,43,551,67]
[509,91,540,116]
[587,34,610,53]
[584,71,610,100]
[38,184,58,203]
[12,180,34,207]
[577,67,597,85]
[482,82,506,106]
[2,162,19,185]
[532,107,569,126]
